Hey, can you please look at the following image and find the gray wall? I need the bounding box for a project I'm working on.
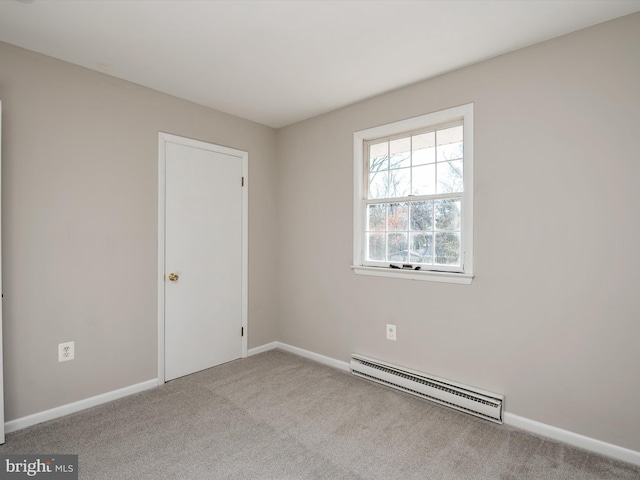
[276,13,640,451]
[0,42,279,421]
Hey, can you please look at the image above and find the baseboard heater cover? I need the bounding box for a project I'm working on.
[350,354,504,424]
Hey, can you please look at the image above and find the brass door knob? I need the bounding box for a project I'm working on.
[168,273,179,282]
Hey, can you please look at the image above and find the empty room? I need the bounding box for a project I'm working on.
[0,0,639,478]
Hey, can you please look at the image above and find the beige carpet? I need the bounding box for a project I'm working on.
[1,349,638,479]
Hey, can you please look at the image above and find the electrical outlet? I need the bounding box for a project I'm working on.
[386,324,397,341]
[59,342,75,362]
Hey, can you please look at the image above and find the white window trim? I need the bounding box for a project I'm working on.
[352,103,474,285]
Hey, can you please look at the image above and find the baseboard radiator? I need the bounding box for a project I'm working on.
[351,354,504,424]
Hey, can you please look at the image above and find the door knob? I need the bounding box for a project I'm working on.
[168,273,179,282]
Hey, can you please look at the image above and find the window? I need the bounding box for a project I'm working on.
[353,104,474,284]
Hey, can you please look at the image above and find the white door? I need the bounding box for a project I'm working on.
[0,102,5,443]
[159,134,247,382]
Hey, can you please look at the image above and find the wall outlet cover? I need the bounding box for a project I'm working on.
[59,341,75,362]
[386,324,397,341]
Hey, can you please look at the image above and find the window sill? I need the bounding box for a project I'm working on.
[351,265,474,285]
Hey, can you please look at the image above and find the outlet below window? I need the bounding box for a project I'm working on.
[59,342,75,362]
[386,324,397,341]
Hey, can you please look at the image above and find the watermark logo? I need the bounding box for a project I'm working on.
[0,455,77,479]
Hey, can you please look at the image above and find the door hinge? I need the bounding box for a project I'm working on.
[241,177,245,187]
[241,327,244,337]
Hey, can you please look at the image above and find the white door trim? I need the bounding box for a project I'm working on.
[157,132,248,385]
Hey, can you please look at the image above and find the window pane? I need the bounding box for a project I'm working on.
[437,159,463,193]
[410,201,433,231]
[435,199,461,231]
[388,233,408,262]
[438,125,463,144]
[436,125,463,161]
[369,142,388,172]
[412,132,435,166]
[367,204,386,231]
[369,170,388,199]
[412,146,436,166]
[389,167,410,198]
[367,233,386,261]
[388,202,408,231]
[410,232,433,264]
[435,232,460,265]
[437,142,463,161]
[411,164,435,196]
[389,137,411,169]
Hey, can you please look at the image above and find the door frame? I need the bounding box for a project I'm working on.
[157,132,248,385]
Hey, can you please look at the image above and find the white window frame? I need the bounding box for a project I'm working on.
[352,103,474,284]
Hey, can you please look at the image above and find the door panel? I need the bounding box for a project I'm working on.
[0,101,5,443]
[164,141,242,381]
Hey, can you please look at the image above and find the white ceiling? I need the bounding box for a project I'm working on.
[1,0,639,128]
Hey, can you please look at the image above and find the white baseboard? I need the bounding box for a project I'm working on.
[250,341,640,466]
[276,342,350,372]
[248,341,350,372]
[247,341,279,356]
[503,413,640,466]
[5,379,157,434]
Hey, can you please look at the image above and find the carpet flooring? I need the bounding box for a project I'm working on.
[1,349,638,479]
